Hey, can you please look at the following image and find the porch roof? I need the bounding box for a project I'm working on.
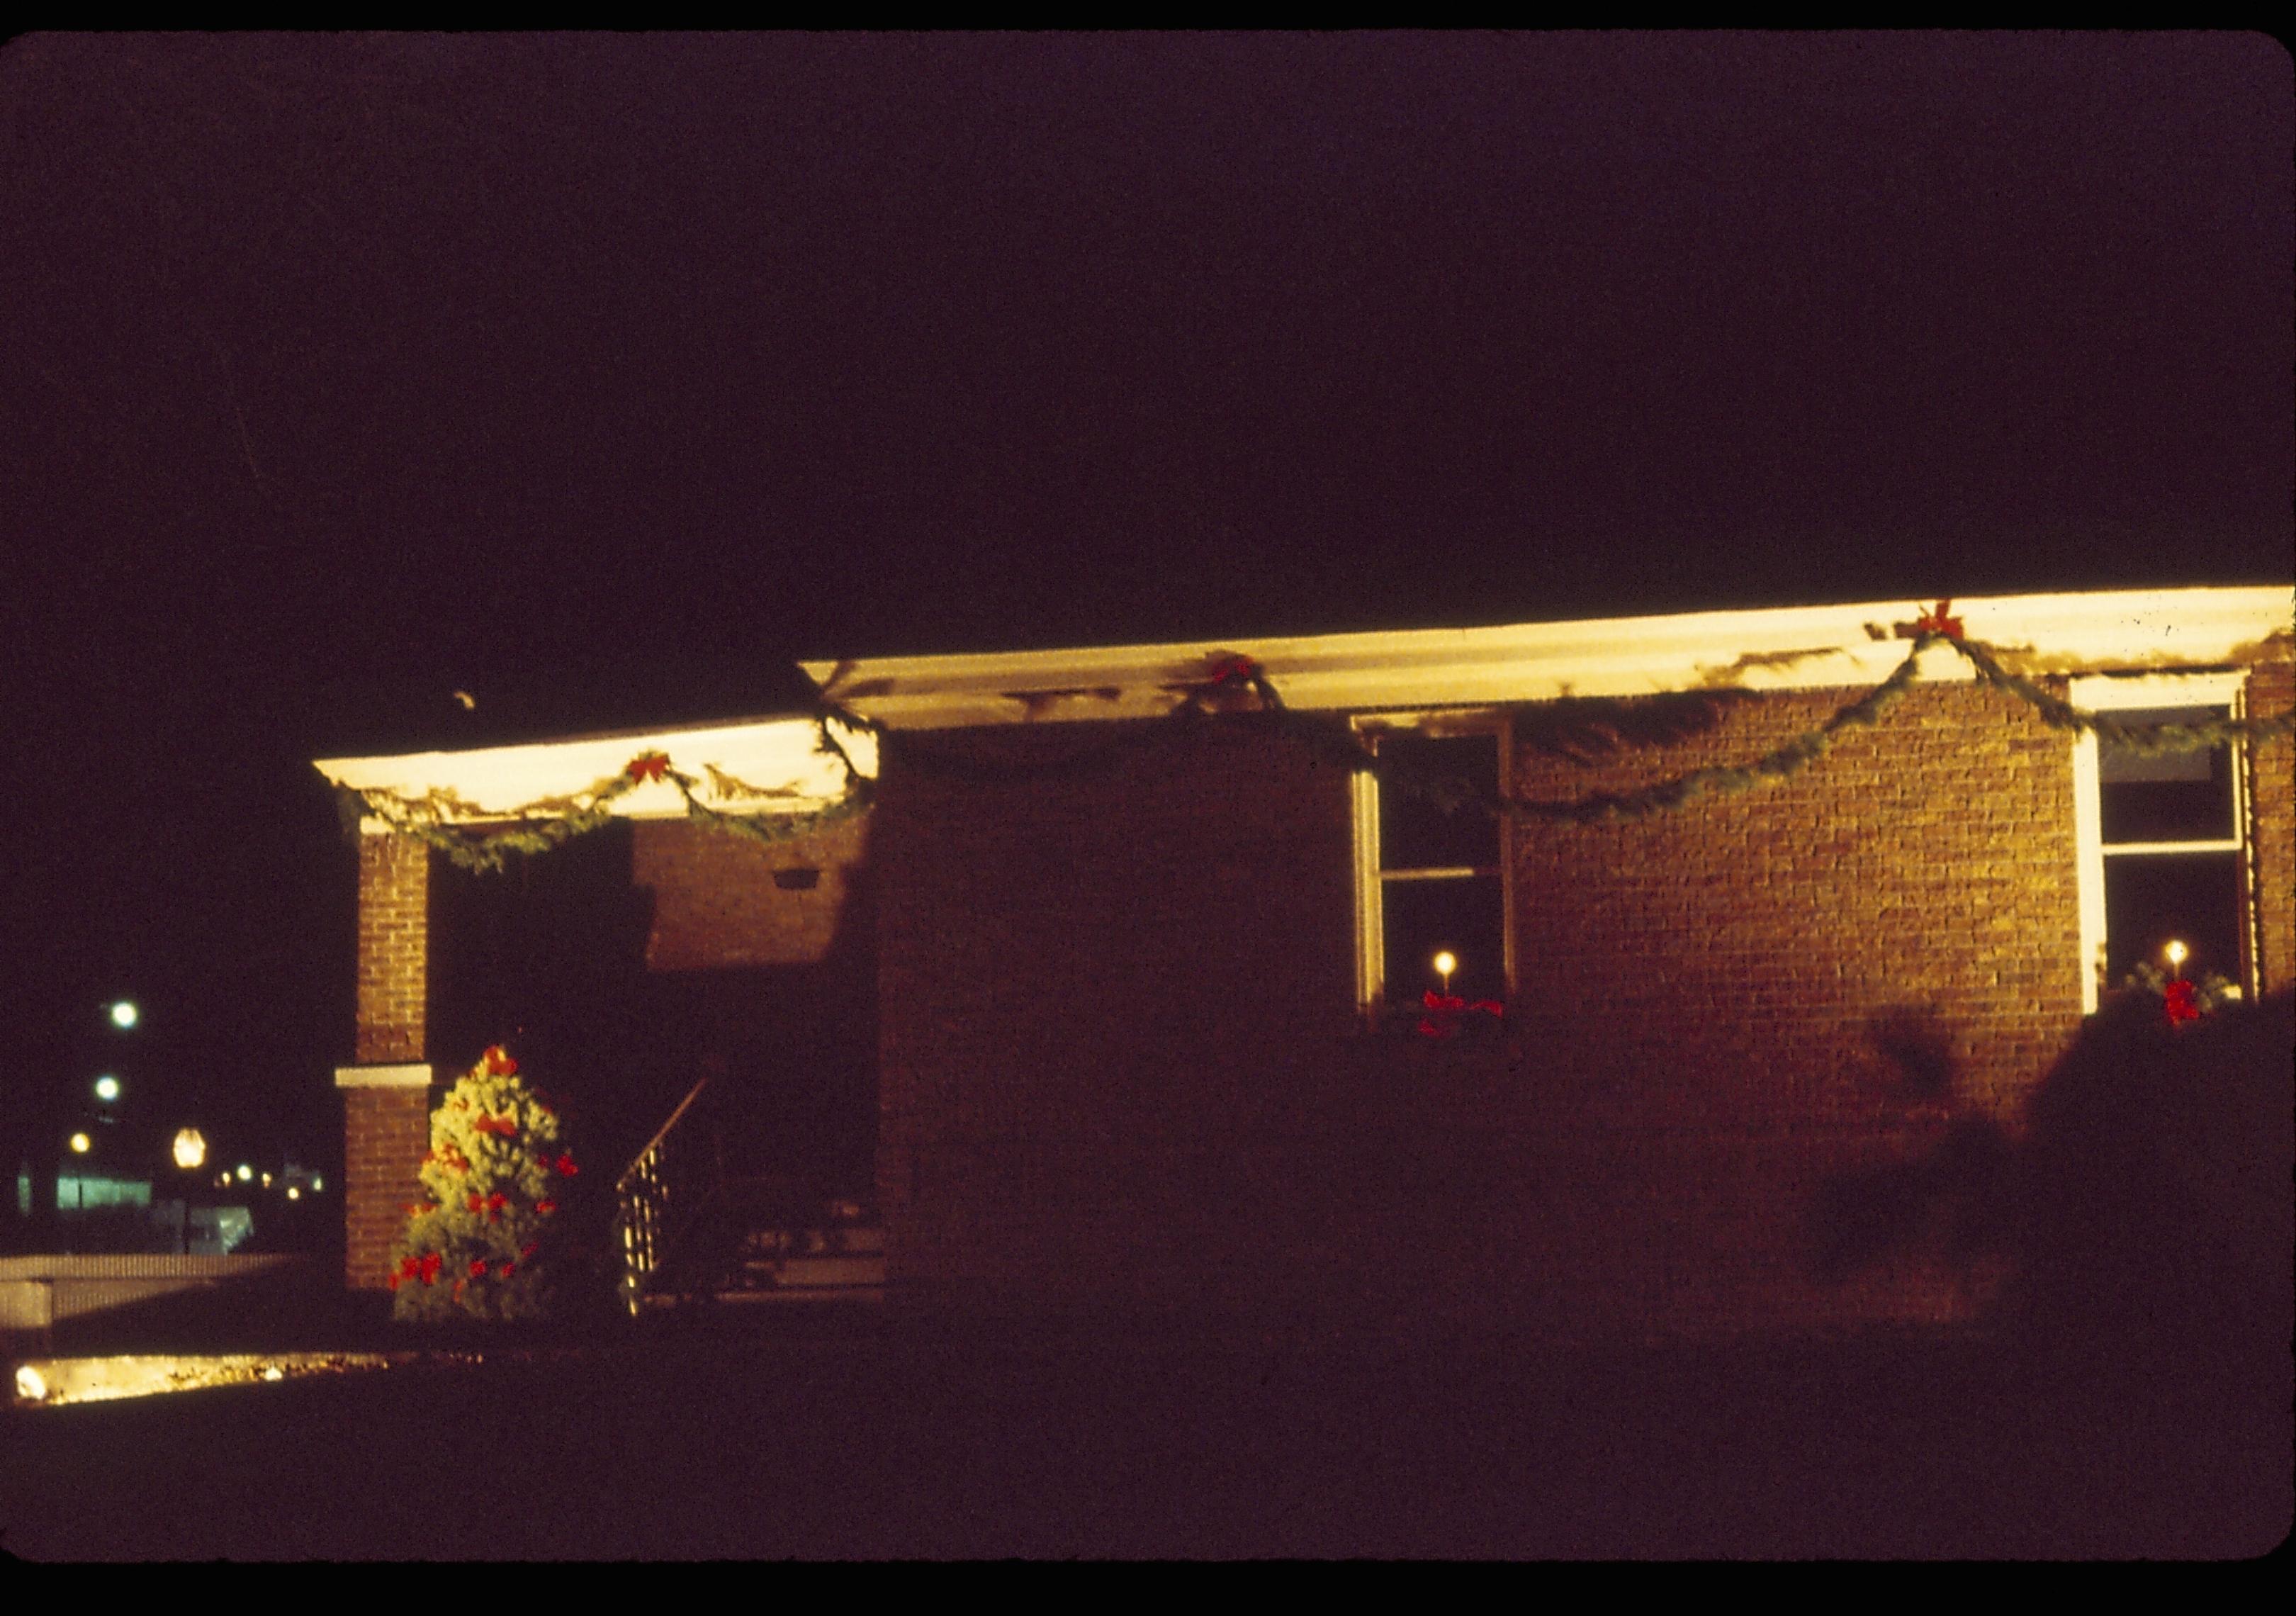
[311,587,2292,811]
[803,585,2295,731]
[313,713,879,829]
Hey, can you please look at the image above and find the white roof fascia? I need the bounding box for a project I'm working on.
[314,714,878,834]
[800,586,2295,731]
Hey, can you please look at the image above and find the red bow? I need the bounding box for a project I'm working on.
[1912,600,1965,641]
[1416,990,1505,1039]
[626,751,670,783]
[480,1045,519,1077]
[2163,979,2202,1026]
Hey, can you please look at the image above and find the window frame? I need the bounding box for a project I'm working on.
[1349,711,1514,1015]
[2070,671,2253,1014]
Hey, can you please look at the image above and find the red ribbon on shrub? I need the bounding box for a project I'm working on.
[1416,990,1505,1040]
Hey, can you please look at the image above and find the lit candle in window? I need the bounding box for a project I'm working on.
[2164,939,2188,977]
[1434,950,1456,995]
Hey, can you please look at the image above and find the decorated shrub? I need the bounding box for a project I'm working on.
[390,1045,578,1323]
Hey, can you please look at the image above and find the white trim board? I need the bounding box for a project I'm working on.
[802,587,2292,732]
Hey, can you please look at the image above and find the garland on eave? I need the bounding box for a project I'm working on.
[337,735,875,875]
[821,601,2296,826]
[340,602,2293,871]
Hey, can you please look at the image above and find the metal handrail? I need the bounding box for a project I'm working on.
[612,1076,714,1315]
[616,1075,714,1197]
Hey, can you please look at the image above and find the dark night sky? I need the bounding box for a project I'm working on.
[3,33,2289,1172]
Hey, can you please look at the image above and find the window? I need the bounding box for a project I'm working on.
[1352,719,1510,1012]
[2071,674,2253,1013]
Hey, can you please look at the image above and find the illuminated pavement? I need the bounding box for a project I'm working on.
[10,1350,585,1408]
[2,1328,2285,1559]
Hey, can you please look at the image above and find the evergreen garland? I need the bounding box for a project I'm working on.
[339,740,875,874]
[825,609,2292,826]
[340,605,2293,869]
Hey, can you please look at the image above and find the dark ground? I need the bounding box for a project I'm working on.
[3,1290,2285,1561]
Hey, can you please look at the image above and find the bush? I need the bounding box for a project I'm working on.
[390,1046,579,1324]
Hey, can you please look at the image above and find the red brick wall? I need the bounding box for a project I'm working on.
[875,680,2094,1339]
[354,836,429,1064]
[874,717,1359,1319]
[1495,678,2083,1335]
[632,815,870,972]
[343,836,435,1290]
[342,1085,431,1290]
[2249,651,2295,994]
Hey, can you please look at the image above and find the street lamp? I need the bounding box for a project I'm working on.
[94,1074,121,1104]
[108,1000,138,1030]
[171,1129,208,1254]
[69,1131,91,1155]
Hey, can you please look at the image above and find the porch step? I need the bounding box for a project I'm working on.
[741,1226,884,1258]
[711,1284,886,1306]
[740,1254,887,1289]
[633,1222,886,1312]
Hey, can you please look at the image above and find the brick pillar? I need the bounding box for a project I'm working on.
[335,835,435,1291]
[2250,657,2295,994]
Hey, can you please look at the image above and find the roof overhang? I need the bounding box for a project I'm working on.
[801,586,2295,730]
[315,714,878,832]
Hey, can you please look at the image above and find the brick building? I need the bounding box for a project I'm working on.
[316,586,2293,1338]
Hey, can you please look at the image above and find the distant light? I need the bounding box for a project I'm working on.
[15,1366,47,1403]
[260,1172,272,1189]
[69,1132,91,1154]
[2164,939,2189,972]
[286,1186,300,1201]
[261,1366,283,1382]
[173,1128,208,1170]
[312,1177,323,1193]
[236,1165,252,1182]
[109,1001,138,1029]
[1432,951,1457,977]
[94,1074,121,1104]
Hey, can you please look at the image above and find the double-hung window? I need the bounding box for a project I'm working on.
[1352,718,1510,1012]
[2071,673,2252,1013]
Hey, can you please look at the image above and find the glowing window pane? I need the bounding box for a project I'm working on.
[1382,875,1506,1003]
[2103,851,2241,983]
